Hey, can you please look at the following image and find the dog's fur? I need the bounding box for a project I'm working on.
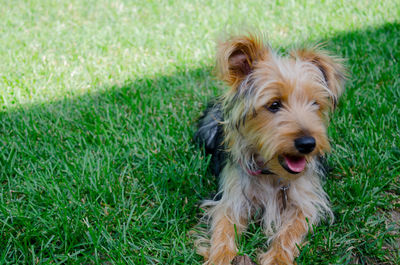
[194,34,345,265]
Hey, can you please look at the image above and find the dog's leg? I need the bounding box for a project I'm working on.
[206,206,247,265]
[258,210,309,265]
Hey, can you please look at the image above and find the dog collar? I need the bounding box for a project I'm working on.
[240,159,275,176]
[246,168,261,176]
[247,168,290,209]
[240,160,289,209]
[246,168,275,176]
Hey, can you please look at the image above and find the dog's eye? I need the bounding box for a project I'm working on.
[266,101,281,113]
[312,101,319,108]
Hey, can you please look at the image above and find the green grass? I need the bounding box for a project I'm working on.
[0,0,399,264]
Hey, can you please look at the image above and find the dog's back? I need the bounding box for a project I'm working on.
[194,102,226,177]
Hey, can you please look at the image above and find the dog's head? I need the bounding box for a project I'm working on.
[219,34,345,179]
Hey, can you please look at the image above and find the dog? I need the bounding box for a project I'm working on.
[194,33,345,265]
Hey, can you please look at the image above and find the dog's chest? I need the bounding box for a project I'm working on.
[244,176,284,210]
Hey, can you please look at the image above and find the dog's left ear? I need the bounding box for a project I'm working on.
[292,48,346,108]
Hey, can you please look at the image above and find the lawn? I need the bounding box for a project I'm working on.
[0,0,399,264]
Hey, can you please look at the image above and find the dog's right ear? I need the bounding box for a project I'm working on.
[217,34,268,87]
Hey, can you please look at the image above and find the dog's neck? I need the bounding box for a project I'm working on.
[239,159,291,210]
[239,152,276,176]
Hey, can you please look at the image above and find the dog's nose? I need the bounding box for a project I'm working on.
[294,136,316,154]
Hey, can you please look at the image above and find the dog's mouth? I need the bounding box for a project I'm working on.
[278,155,307,174]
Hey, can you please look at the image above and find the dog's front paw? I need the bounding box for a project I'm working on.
[258,249,295,265]
[205,248,237,265]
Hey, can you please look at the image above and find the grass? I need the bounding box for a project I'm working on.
[0,0,399,264]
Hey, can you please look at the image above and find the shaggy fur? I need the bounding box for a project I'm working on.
[194,34,345,265]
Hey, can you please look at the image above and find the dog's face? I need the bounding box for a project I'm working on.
[219,35,345,179]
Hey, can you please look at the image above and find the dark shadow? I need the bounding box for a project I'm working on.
[0,22,399,264]
[0,66,222,264]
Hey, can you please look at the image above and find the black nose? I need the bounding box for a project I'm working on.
[294,136,316,154]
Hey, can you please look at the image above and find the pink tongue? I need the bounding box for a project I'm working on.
[284,156,306,173]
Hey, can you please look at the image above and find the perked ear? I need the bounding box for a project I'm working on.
[217,34,268,87]
[292,48,346,108]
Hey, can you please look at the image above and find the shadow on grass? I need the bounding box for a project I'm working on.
[0,22,399,264]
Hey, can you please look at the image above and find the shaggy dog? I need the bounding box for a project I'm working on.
[194,34,345,265]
